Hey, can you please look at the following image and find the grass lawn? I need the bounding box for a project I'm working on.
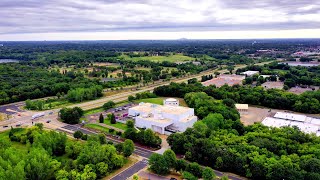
[84,107,105,116]
[0,129,28,152]
[103,119,127,131]
[135,98,164,105]
[120,54,195,63]
[84,124,110,134]
[44,99,72,109]
[135,97,189,107]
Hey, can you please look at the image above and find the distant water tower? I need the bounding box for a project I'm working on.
[164,98,179,106]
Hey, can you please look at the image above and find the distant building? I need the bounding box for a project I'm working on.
[241,71,259,77]
[262,112,320,136]
[201,74,245,87]
[128,99,197,134]
[163,98,179,106]
[235,104,249,114]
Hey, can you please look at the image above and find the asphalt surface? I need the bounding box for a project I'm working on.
[111,159,149,180]
[59,124,154,158]
[0,102,25,115]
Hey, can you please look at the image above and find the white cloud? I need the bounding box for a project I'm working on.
[0,0,319,39]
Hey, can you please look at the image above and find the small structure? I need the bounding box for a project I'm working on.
[241,71,259,77]
[163,98,179,106]
[128,100,197,134]
[235,104,249,114]
[32,112,45,120]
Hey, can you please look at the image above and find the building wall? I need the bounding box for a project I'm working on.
[164,99,179,106]
[176,116,198,132]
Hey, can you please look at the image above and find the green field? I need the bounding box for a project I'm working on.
[84,107,105,116]
[135,97,188,107]
[120,54,195,62]
[0,129,28,152]
[103,119,127,131]
[84,124,111,134]
[135,98,164,105]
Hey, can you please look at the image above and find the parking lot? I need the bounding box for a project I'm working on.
[0,103,25,115]
[87,103,136,123]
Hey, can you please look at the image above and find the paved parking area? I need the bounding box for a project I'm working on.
[87,103,136,123]
[111,159,148,180]
[61,124,94,134]
[0,103,25,115]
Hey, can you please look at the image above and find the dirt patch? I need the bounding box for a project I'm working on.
[240,106,272,126]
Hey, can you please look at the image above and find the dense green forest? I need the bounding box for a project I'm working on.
[0,126,126,180]
[0,64,102,105]
[160,91,320,180]
[154,81,320,114]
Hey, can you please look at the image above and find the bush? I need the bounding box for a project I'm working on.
[182,171,197,180]
[81,134,88,140]
[103,101,115,110]
[99,113,104,123]
[59,107,84,124]
[110,113,116,124]
[73,130,84,139]
[115,143,123,152]
[186,162,202,178]
[116,131,122,136]
[126,120,134,128]
[109,129,115,133]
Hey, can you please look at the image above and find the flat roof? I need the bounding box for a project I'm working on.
[262,114,320,135]
[130,103,192,115]
[274,112,306,122]
[235,104,248,110]
[136,116,173,127]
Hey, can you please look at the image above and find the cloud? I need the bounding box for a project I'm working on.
[0,0,319,35]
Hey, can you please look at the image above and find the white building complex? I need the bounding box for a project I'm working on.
[128,98,197,134]
[262,112,320,136]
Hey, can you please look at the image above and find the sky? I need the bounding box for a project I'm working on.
[0,0,320,40]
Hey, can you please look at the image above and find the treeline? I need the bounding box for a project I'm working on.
[168,122,320,180]
[67,85,103,102]
[154,82,320,114]
[124,120,162,148]
[149,149,219,180]
[128,91,157,102]
[1,126,125,180]
[0,64,102,105]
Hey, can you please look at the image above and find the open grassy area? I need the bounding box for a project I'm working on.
[120,53,195,62]
[0,129,28,152]
[135,97,164,105]
[84,107,105,116]
[135,97,188,107]
[103,119,127,131]
[84,124,110,133]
